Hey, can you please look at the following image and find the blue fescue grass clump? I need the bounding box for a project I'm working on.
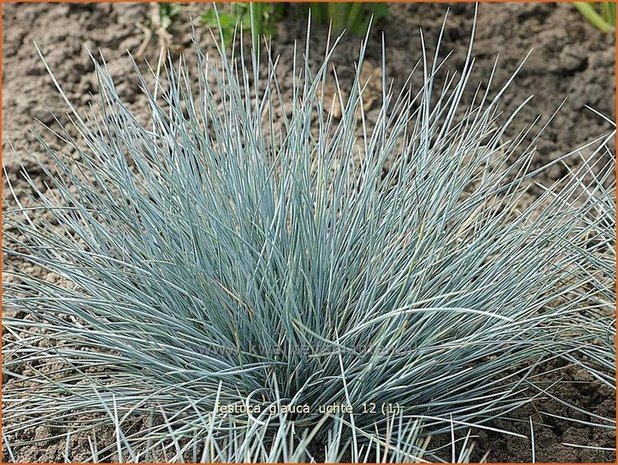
[3,21,615,462]
[560,153,616,395]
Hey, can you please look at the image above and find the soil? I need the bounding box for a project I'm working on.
[2,2,616,463]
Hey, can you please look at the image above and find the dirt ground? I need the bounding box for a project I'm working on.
[2,2,616,462]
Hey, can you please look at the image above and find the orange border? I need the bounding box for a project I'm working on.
[0,2,616,465]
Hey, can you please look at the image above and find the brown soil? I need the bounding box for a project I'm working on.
[2,2,616,463]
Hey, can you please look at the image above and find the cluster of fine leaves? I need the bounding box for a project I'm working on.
[3,22,615,462]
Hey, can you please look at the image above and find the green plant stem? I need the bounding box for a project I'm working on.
[600,2,616,26]
[327,3,349,33]
[573,2,614,33]
[346,2,363,31]
[310,2,325,23]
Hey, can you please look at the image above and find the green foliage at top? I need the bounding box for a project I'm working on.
[202,2,284,49]
[159,2,181,31]
[573,2,616,33]
[308,2,389,34]
[200,2,389,43]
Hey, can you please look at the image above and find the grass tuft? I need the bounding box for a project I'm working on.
[2,19,615,462]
